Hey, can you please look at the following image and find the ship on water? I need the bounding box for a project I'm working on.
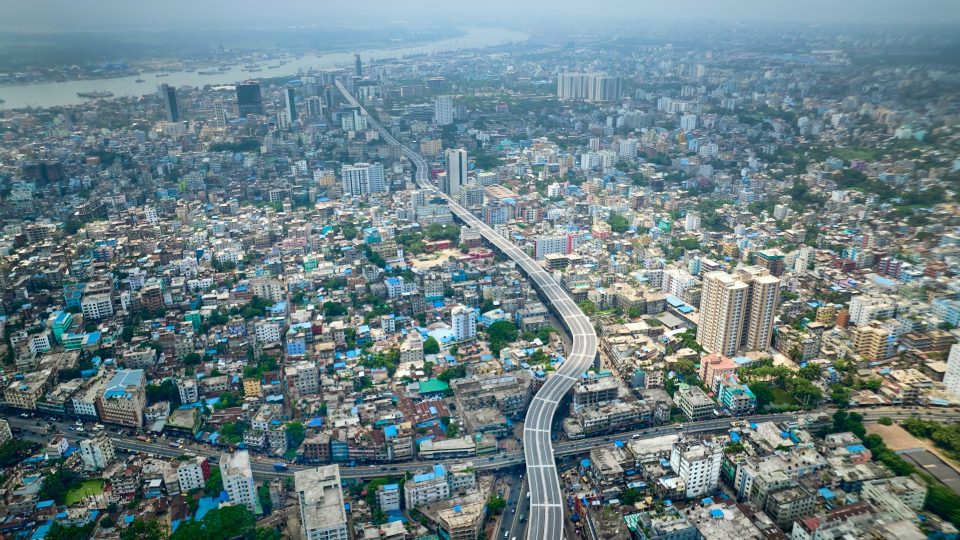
[76,90,114,99]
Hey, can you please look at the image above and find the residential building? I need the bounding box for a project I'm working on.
[221,450,258,513]
[296,465,349,540]
[377,483,401,512]
[79,434,115,471]
[669,437,722,498]
[96,369,146,427]
[177,456,211,493]
[697,268,781,356]
[451,305,476,342]
[675,384,714,421]
[404,464,450,508]
[341,162,386,196]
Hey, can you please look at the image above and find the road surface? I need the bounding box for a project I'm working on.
[335,79,598,540]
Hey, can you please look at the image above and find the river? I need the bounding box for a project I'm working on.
[0,27,527,110]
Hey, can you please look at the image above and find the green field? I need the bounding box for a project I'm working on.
[65,479,104,505]
[770,388,798,406]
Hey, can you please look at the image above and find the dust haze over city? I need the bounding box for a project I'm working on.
[2,1,960,540]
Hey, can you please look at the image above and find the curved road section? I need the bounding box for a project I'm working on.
[337,80,597,540]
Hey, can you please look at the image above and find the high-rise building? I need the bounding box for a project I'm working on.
[213,99,227,128]
[176,456,210,493]
[284,87,297,124]
[79,434,115,471]
[557,72,622,102]
[451,305,477,342]
[669,437,722,499]
[697,268,781,356]
[237,81,264,118]
[434,95,454,126]
[443,148,467,201]
[341,162,386,196]
[305,96,323,117]
[158,84,179,122]
[220,451,257,513]
[296,465,349,540]
[96,369,145,427]
[354,54,362,78]
[945,345,960,398]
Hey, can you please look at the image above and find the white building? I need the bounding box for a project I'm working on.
[296,465,349,540]
[434,95,454,126]
[79,434,115,471]
[451,305,477,342]
[404,464,450,509]
[945,344,960,398]
[684,212,701,232]
[177,378,199,404]
[255,320,282,344]
[377,483,402,512]
[177,456,209,493]
[443,149,467,201]
[534,234,571,260]
[341,162,386,196]
[220,451,257,513]
[680,114,698,131]
[81,294,114,320]
[669,437,722,499]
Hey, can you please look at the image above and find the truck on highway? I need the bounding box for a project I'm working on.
[273,462,289,471]
[136,435,150,443]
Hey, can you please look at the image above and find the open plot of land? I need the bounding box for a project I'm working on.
[65,479,104,505]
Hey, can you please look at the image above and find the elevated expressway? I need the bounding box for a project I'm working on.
[337,80,596,540]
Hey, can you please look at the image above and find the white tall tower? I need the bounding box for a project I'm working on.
[443,149,467,202]
[434,95,454,126]
[220,451,257,513]
[451,305,477,342]
[341,162,386,196]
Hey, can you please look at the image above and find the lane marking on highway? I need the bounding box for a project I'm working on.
[530,503,563,508]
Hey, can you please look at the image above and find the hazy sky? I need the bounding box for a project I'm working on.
[3,0,960,31]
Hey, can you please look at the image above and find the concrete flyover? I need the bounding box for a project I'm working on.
[336,79,598,540]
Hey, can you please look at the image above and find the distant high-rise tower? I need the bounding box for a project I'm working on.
[443,148,467,202]
[354,54,363,77]
[157,84,179,122]
[434,95,454,126]
[305,96,323,117]
[213,99,227,128]
[236,80,263,118]
[284,87,297,124]
[696,267,781,357]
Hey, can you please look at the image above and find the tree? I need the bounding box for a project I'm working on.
[322,302,347,317]
[0,439,39,467]
[287,422,306,450]
[119,520,164,540]
[487,495,506,514]
[438,365,467,383]
[146,379,182,406]
[798,364,821,380]
[204,467,222,494]
[257,482,273,515]
[47,522,94,540]
[750,382,774,413]
[487,320,518,355]
[621,488,642,505]
[607,213,630,233]
[529,348,548,365]
[423,336,440,355]
[878,416,893,426]
[170,505,256,540]
[577,299,597,316]
[39,466,82,504]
